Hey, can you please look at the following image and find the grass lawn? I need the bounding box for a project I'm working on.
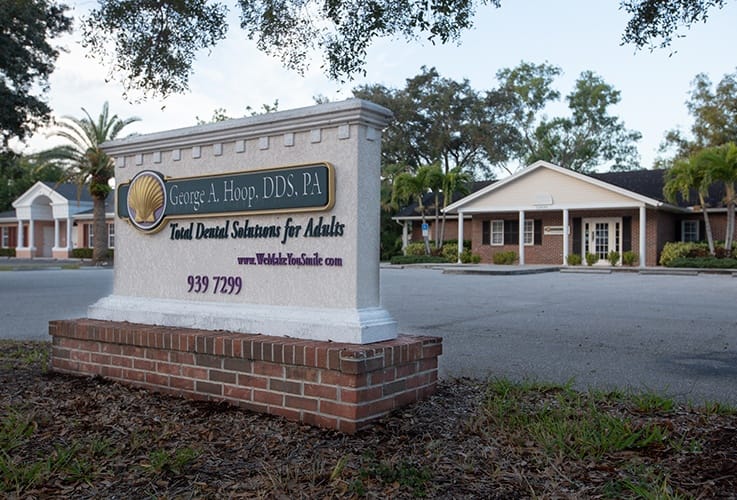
[1,340,735,498]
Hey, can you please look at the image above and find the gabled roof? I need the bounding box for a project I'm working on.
[42,182,95,203]
[592,169,726,208]
[445,161,670,213]
[393,180,495,219]
[0,210,16,221]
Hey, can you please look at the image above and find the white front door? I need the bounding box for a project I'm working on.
[583,218,622,264]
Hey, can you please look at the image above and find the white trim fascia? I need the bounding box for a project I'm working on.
[100,99,393,156]
[445,160,664,213]
[11,181,68,209]
[72,213,115,221]
[454,201,652,214]
[391,214,470,222]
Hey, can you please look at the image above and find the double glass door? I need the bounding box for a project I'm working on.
[583,218,621,264]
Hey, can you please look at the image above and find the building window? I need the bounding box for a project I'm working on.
[108,223,115,248]
[682,220,699,242]
[524,220,534,246]
[87,224,94,248]
[1,227,7,248]
[491,220,504,245]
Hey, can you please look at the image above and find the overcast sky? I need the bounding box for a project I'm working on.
[19,0,737,175]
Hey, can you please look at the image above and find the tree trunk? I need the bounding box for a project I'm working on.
[698,194,715,255]
[725,185,735,251]
[92,194,109,263]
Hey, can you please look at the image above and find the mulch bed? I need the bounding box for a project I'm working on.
[1,341,736,498]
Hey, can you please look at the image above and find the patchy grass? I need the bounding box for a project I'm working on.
[1,341,736,498]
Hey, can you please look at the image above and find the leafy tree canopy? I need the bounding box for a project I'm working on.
[81,0,501,99]
[78,1,729,99]
[658,68,737,167]
[0,151,65,211]
[621,0,729,50]
[507,68,642,173]
[0,0,72,148]
[353,66,518,179]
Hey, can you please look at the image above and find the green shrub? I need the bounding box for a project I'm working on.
[607,250,620,267]
[470,253,482,264]
[492,251,517,265]
[622,251,638,266]
[404,242,427,256]
[390,255,449,265]
[566,253,582,266]
[0,248,15,257]
[666,257,737,269]
[585,253,598,266]
[659,242,708,266]
[441,243,459,262]
[71,248,93,259]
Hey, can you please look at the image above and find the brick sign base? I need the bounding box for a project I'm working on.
[49,319,441,433]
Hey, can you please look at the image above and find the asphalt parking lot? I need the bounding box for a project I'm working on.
[380,268,737,405]
[1,265,735,405]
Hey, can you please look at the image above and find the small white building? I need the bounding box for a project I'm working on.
[0,182,114,258]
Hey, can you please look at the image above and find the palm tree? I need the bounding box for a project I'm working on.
[41,102,140,262]
[393,164,442,255]
[699,142,737,251]
[439,167,474,244]
[664,152,716,254]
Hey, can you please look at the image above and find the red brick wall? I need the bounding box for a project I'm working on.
[409,217,471,243]
[50,319,442,433]
[467,209,675,266]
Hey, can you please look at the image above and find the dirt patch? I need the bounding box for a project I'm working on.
[1,341,736,498]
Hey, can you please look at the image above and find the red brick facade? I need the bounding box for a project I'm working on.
[463,209,735,267]
[50,319,442,433]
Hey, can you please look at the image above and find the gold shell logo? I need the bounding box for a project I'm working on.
[127,171,166,232]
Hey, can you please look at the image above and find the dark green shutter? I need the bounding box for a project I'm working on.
[534,220,542,245]
[482,221,490,245]
[572,218,582,255]
[622,216,632,252]
[675,220,682,242]
[504,220,518,245]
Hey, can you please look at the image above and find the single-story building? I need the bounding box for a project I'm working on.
[395,161,736,266]
[0,181,114,259]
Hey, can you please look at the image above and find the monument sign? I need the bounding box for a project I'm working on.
[51,100,441,433]
[88,100,397,344]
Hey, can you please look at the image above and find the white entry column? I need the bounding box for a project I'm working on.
[66,217,73,252]
[639,205,647,267]
[53,218,60,249]
[562,209,569,265]
[518,210,525,266]
[28,218,35,256]
[16,220,24,248]
[457,211,464,263]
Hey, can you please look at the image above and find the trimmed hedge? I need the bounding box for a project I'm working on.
[0,248,15,257]
[71,248,93,259]
[390,255,450,265]
[666,257,737,269]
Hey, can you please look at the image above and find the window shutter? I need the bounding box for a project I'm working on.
[675,220,682,242]
[482,221,490,245]
[699,220,705,242]
[572,218,582,255]
[622,216,632,252]
[534,220,542,245]
[504,220,518,245]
